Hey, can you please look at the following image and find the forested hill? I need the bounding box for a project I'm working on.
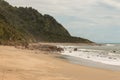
[0,0,93,45]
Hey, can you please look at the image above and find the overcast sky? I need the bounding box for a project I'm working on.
[6,0,120,43]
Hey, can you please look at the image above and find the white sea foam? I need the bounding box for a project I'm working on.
[60,46,120,66]
[106,44,115,46]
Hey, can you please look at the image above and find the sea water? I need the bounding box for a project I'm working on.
[59,44,120,71]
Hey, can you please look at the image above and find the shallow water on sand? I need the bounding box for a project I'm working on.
[59,44,120,71]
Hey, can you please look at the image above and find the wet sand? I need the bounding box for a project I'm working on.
[0,45,120,80]
[63,55,120,71]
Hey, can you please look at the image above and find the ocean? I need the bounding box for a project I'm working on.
[59,44,120,71]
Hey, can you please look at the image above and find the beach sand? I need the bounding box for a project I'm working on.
[0,45,120,80]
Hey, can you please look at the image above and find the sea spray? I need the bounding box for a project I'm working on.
[60,45,120,66]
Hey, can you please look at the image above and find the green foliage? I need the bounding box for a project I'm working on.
[0,0,93,45]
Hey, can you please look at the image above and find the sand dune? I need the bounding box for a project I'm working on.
[0,45,120,80]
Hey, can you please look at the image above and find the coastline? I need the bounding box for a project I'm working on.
[62,55,120,71]
[0,45,120,80]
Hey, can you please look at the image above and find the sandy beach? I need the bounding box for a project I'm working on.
[0,45,120,80]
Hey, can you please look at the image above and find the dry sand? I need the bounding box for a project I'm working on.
[0,45,120,80]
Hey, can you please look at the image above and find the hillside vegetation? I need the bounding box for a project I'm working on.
[0,0,93,45]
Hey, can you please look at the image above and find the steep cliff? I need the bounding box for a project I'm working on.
[0,0,93,45]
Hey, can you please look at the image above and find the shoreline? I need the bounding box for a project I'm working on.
[34,42,99,46]
[0,45,120,80]
[59,44,120,69]
[61,55,120,71]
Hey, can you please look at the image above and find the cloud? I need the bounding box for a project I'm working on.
[102,0,120,9]
[5,0,120,43]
